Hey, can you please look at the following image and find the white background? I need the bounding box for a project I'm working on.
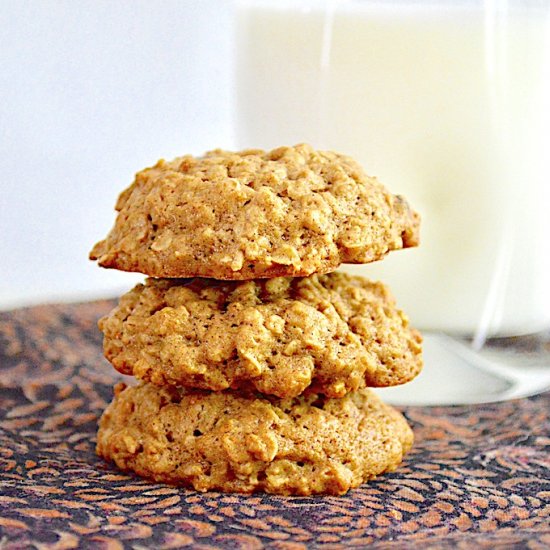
[0,0,234,310]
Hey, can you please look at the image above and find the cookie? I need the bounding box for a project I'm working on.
[97,382,413,495]
[99,272,422,398]
[90,144,420,279]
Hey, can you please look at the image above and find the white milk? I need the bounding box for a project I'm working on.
[235,1,550,336]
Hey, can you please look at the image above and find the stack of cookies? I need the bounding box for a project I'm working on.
[90,144,422,496]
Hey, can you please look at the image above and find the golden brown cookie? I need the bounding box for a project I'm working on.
[97,382,413,495]
[90,144,420,279]
[99,272,422,398]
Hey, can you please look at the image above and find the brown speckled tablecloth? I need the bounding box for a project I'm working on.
[0,301,549,549]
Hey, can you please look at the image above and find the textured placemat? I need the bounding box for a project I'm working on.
[0,301,549,549]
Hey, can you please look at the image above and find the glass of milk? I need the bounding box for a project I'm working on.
[234,0,550,404]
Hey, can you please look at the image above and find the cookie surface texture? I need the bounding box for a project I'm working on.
[99,273,423,398]
[97,383,413,495]
[90,144,420,279]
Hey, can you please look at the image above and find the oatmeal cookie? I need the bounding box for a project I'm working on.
[97,382,413,495]
[100,273,422,398]
[90,144,420,279]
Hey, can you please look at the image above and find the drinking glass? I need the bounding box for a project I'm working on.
[234,0,550,404]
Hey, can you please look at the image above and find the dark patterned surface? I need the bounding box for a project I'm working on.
[0,301,549,549]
